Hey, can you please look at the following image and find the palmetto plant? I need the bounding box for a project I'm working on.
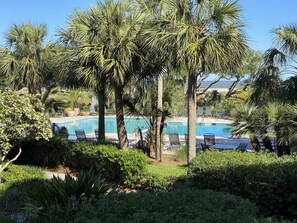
[265,102,297,155]
[25,169,110,221]
[231,104,265,152]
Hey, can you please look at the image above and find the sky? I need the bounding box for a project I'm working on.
[0,0,296,52]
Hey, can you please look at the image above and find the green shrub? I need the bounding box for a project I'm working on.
[174,146,187,162]
[69,142,147,187]
[188,151,297,219]
[142,173,172,192]
[62,189,258,223]
[0,212,15,223]
[7,136,73,166]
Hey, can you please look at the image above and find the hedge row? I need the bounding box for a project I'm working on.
[8,138,147,187]
[29,189,259,223]
[188,151,297,219]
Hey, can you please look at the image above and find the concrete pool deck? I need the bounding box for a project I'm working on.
[50,115,251,151]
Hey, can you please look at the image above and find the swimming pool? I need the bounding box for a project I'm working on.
[56,117,234,139]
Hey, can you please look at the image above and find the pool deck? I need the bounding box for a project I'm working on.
[50,115,251,152]
[50,115,234,124]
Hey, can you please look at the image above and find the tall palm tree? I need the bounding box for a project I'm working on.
[262,24,297,104]
[59,8,108,141]
[96,0,146,149]
[0,23,50,94]
[251,65,282,105]
[143,0,248,163]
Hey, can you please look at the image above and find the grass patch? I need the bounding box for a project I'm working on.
[0,165,46,214]
[147,163,187,178]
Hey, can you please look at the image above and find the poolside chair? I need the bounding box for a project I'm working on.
[168,133,181,150]
[75,129,94,142]
[235,142,248,152]
[204,133,215,146]
[197,106,203,117]
[54,125,69,139]
[205,106,212,117]
[51,123,60,135]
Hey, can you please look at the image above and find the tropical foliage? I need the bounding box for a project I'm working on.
[0,23,58,95]
[142,0,248,163]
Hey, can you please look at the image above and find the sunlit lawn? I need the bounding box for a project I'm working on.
[147,163,187,178]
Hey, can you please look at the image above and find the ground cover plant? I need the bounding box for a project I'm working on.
[188,151,297,219]
[26,189,259,223]
[0,165,45,217]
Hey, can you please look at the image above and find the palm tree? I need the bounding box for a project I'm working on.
[143,0,248,163]
[251,65,282,105]
[0,23,51,94]
[97,0,146,149]
[59,8,108,141]
[262,24,297,104]
[281,76,297,104]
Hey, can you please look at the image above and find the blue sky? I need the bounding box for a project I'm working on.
[0,0,296,52]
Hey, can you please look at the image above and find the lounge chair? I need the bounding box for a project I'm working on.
[51,123,60,135]
[168,133,181,150]
[204,133,215,146]
[197,106,203,117]
[235,142,248,152]
[205,106,212,117]
[53,124,69,139]
[75,129,94,142]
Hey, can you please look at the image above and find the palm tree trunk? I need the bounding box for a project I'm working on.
[262,136,274,152]
[114,84,128,150]
[155,72,163,162]
[187,70,197,165]
[250,137,260,152]
[97,86,105,141]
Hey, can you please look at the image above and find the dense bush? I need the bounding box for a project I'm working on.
[31,189,258,223]
[0,90,52,173]
[188,151,297,219]
[68,142,147,187]
[7,137,73,166]
[0,212,15,223]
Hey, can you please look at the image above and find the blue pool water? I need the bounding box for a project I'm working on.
[56,117,234,139]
